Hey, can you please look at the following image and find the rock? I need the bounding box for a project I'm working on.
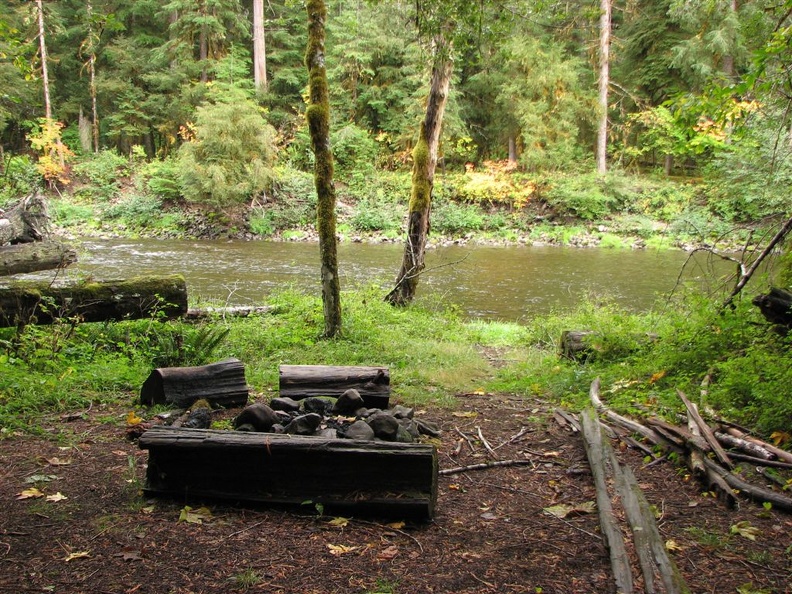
[353,407,370,418]
[399,418,420,439]
[303,397,330,415]
[331,389,365,415]
[234,403,279,432]
[181,408,211,429]
[391,405,414,419]
[273,410,294,424]
[285,413,322,435]
[396,425,415,443]
[270,397,301,413]
[415,418,441,437]
[344,420,375,441]
[367,412,399,441]
[270,424,285,434]
[317,427,338,439]
[235,423,256,432]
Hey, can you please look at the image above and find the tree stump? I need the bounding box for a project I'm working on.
[0,192,50,245]
[752,287,792,328]
[140,358,249,409]
[560,330,598,361]
[279,365,390,408]
[139,427,438,520]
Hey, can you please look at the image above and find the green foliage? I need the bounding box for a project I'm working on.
[72,150,130,201]
[542,173,624,220]
[140,157,184,202]
[178,89,277,208]
[332,124,379,173]
[432,200,485,234]
[0,155,40,204]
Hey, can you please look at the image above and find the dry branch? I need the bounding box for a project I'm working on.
[677,390,732,468]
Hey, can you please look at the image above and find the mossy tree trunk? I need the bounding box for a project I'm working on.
[386,37,452,306]
[305,0,342,337]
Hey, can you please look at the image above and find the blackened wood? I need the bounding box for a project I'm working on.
[279,364,390,408]
[0,240,77,276]
[0,275,187,328]
[138,427,438,520]
[0,192,49,245]
[140,358,249,408]
[752,287,792,327]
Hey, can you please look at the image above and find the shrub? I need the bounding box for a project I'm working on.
[432,200,485,234]
[0,155,40,205]
[72,149,130,201]
[332,124,378,172]
[542,173,620,220]
[141,157,183,202]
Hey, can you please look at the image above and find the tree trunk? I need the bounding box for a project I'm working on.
[596,0,611,175]
[253,0,267,92]
[0,275,188,328]
[305,0,342,337]
[279,364,390,408]
[508,135,518,164]
[36,0,52,121]
[139,427,438,520]
[0,240,77,276]
[140,358,249,408]
[86,1,100,153]
[0,193,50,245]
[386,37,452,306]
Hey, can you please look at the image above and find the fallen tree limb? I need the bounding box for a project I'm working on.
[726,453,792,470]
[580,407,634,594]
[677,390,732,469]
[184,305,272,320]
[723,427,792,464]
[439,459,535,476]
[714,432,775,460]
[702,457,792,512]
[0,240,77,276]
[0,193,49,245]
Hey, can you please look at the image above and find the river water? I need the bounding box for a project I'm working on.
[20,238,733,322]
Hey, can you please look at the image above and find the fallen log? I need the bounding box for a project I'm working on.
[677,390,732,469]
[0,192,49,245]
[579,407,634,594]
[0,240,77,276]
[184,305,272,320]
[723,427,792,464]
[702,457,792,513]
[714,431,775,460]
[279,364,390,409]
[560,330,598,361]
[0,275,188,327]
[139,427,438,520]
[752,287,792,328]
[140,358,249,408]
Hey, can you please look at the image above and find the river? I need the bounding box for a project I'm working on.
[17,238,733,322]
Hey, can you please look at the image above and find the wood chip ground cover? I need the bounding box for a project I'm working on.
[1,393,790,593]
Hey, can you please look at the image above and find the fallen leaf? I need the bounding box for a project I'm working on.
[665,540,682,552]
[648,370,666,384]
[178,505,213,524]
[451,411,478,418]
[24,474,59,484]
[16,487,45,500]
[140,505,155,514]
[113,550,143,562]
[46,492,68,502]
[327,544,358,556]
[386,521,405,530]
[770,431,790,446]
[327,517,350,528]
[377,545,399,560]
[730,521,760,541]
[126,411,144,426]
[64,551,90,562]
[472,388,486,395]
[543,501,596,519]
[46,457,71,466]
[480,512,498,520]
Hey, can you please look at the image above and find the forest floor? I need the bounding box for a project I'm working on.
[1,391,791,594]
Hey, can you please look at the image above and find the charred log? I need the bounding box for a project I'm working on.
[279,365,390,409]
[140,358,249,409]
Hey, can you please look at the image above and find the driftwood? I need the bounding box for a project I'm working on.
[184,305,273,320]
[279,364,390,409]
[579,407,634,594]
[139,426,438,520]
[139,358,249,408]
[0,275,188,328]
[0,193,49,245]
[0,240,77,276]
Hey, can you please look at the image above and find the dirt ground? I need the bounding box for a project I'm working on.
[1,392,791,594]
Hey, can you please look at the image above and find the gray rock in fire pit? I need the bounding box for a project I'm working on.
[303,397,330,415]
[391,405,414,419]
[233,403,279,432]
[367,412,399,441]
[331,388,365,415]
[345,419,375,440]
[270,397,301,413]
[285,413,323,435]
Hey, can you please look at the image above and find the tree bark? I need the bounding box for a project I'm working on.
[305,0,342,337]
[139,427,438,520]
[253,0,267,92]
[140,358,249,408]
[752,287,792,327]
[386,37,452,306]
[35,0,52,121]
[0,240,76,276]
[279,364,390,408]
[0,193,50,245]
[596,0,611,175]
[0,275,188,328]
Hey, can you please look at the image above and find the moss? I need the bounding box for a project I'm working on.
[410,124,432,214]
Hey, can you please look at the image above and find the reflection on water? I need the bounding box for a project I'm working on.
[10,238,735,322]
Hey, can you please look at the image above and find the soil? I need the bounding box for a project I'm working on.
[1,392,791,594]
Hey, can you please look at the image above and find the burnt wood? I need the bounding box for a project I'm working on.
[752,287,792,328]
[139,427,438,520]
[140,357,249,408]
[279,364,390,408]
[0,275,187,328]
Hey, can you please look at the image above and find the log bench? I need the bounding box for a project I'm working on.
[279,364,390,409]
[139,427,438,520]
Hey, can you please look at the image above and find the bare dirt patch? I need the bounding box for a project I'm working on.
[1,393,790,594]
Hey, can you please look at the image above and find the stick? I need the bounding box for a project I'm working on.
[724,427,792,464]
[439,459,535,476]
[726,453,792,470]
[494,426,533,449]
[476,426,497,459]
[453,427,476,453]
[714,432,775,460]
[677,390,733,469]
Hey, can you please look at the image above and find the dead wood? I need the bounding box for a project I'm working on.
[0,193,49,245]
[279,364,390,409]
[701,457,792,512]
[139,358,249,409]
[439,459,535,476]
[714,432,775,460]
[677,390,732,469]
[723,427,792,464]
[580,407,634,594]
[726,453,792,470]
[0,240,76,276]
[184,305,272,320]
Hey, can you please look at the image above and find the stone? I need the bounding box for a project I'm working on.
[415,418,441,437]
[344,420,375,441]
[399,418,420,438]
[303,397,330,415]
[331,388,365,415]
[274,410,293,424]
[285,413,323,435]
[270,397,301,413]
[395,425,415,443]
[367,412,399,441]
[317,427,338,439]
[233,403,279,432]
[391,405,414,419]
[235,423,256,432]
[181,408,211,429]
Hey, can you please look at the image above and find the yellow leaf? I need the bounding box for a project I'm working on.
[178,505,213,524]
[648,371,666,384]
[730,521,760,541]
[46,457,72,466]
[386,521,405,530]
[770,431,790,446]
[126,411,144,426]
[46,492,68,502]
[451,411,477,418]
[472,388,486,396]
[16,487,45,500]
[665,540,682,552]
[64,551,90,562]
[377,545,399,560]
[327,517,349,527]
[327,544,358,556]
